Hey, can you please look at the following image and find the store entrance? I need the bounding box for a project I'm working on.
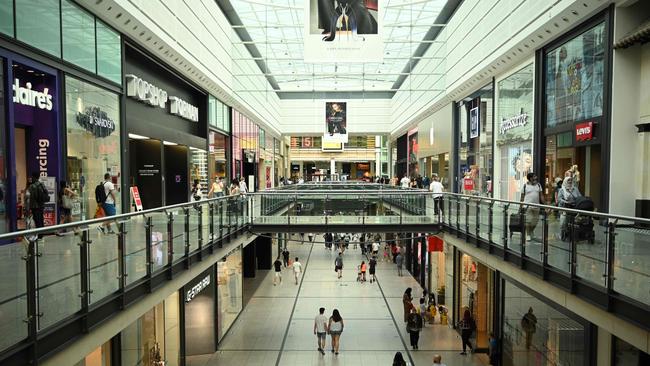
[15,127,28,229]
[242,150,256,192]
[545,136,603,209]
[164,145,189,205]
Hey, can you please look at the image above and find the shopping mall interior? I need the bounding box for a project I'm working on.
[0,0,649,365]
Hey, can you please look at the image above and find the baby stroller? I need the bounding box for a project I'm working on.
[356,265,363,282]
[561,196,595,243]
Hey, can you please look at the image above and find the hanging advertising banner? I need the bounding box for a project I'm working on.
[304,0,383,63]
[324,102,348,143]
[469,106,480,139]
[40,177,57,227]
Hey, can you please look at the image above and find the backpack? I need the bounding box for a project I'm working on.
[95,182,107,204]
[34,182,49,206]
[407,313,422,331]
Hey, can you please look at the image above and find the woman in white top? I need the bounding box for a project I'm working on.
[520,173,545,241]
[328,309,344,355]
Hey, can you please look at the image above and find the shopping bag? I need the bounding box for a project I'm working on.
[94,206,106,219]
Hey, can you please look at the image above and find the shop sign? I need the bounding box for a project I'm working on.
[463,177,475,191]
[76,107,116,138]
[12,78,54,111]
[125,74,168,108]
[575,121,593,141]
[130,186,143,211]
[427,236,443,252]
[469,106,480,139]
[499,109,528,135]
[186,275,210,302]
[125,74,199,122]
[170,96,199,122]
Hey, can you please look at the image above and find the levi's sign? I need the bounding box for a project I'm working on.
[575,122,593,141]
[125,74,199,122]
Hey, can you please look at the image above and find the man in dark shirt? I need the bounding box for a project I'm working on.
[282,247,290,268]
[273,257,283,286]
[369,256,377,283]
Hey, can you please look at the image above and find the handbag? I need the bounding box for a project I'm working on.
[62,194,73,209]
[94,205,106,218]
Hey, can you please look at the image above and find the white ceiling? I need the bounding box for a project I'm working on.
[229,0,450,92]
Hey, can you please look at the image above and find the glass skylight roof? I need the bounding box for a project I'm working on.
[229,0,450,92]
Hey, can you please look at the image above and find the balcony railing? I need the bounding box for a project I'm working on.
[0,195,251,364]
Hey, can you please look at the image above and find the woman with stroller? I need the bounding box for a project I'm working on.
[558,176,582,240]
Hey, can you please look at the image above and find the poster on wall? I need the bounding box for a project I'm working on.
[305,0,383,63]
[407,130,418,177]
[469,107,480,139]
[324,102,348,143]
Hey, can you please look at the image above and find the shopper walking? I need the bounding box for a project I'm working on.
[57,180,76,233]
[292,257,302,285]
[368,256,377,283]
[458,309,476,355]
[430,173,445,216]
[26,173,48,230]
[396,253,404,276]
[273,257,283,286]
[308,233,314,243]
[392,352,407,366]
[314,307,328,355]
[208,177,224,198]
[521,307,537,350]
[403,288,414,322]
[406,308,423,350]
[520,173,544,241]
[328,309,344,355]
[282,247,290,268]
[359,261,367,282]
[98,173,117,234]
[371,241,380,257]
[488,332,500,365]
[334,253,343,279]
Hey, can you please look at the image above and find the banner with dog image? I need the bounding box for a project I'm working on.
[324,102,348,143]
[305,0,383,63]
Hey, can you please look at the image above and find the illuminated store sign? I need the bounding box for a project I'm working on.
[186,275,210,302]
[126,74,198,122]
[13,78,54,111]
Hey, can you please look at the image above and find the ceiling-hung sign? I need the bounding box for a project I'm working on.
[76,106,116,138]
[125,74,199,122]
[469,106,480,139]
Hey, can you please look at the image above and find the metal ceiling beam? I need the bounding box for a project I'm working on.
[233,40,445,45]
[230,24,446,29]
[236,88,445,92]
[235,72,444,76]
[232,56,445,61]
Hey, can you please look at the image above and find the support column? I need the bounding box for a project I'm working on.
[243,242,257,278]
[255,234,272,270]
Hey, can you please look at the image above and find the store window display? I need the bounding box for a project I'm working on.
[502,280,587,366]
[217,247,243,341]
[459,253,493,350]
[209,131,229,184]
[0,59,7,233]
[457,84,494,196]
[543,21,607,209]
[190,147,208,197]
[495,64,535,201]
[65,76,121,221]
[121,292,179,366]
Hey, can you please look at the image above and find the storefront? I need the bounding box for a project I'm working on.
[407,128,419,177]
[73,339,112,366]
[0,51,62,232]
[501,278,592,366]
[124,44,207,209]
[216,247,243,342]
[65,76,121,221]
[457,252,495,351]
[232,109,260,190]
[540,13,611,210]
[426,235,452,307]
[494,62,535,201]
[455,83,494,196]
[394,133,408,179]
[121,292,181,366]
[184,268,216,359]
[208,96,231,189]
[417,103,453,187]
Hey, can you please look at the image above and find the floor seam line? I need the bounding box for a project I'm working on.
[375,273,416,366]
[274,243,315,366]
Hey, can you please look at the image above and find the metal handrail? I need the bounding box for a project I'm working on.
[0,195,238,241]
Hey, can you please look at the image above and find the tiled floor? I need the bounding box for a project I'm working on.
[188,234,488,366]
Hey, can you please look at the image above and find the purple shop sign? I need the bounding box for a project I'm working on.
[12,62,60,179]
